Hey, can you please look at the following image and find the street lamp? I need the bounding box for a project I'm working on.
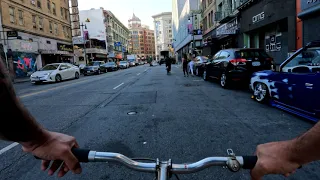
[80,23,88,64]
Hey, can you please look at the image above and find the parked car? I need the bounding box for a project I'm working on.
[119,61,129,69]
[250,40,320,122]
[194,56,210,76]
[83,61,107,75]
[102,62,119,72]
[129,60,136,67]
[203,48,274,88]
[30,63,80,84]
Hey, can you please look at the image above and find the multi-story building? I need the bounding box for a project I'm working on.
[128,14,155,59]
[152,12,173,60]
[104,10,130,60]
[1,0,76,78]
[172,0,202,62]
[74,8,108,64]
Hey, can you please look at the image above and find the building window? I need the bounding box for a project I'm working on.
[9,7,15,23]
[18,10,23,25]
[60,7,64,18]
[49,21,53,33]
[47,0,51,12]
[38,17,43,30]
[46,40,51,44]
[32,15,36,28]
[37,0,41,8]
[54,23,58,35]
[52,2,56,15]
[65,9,68,20]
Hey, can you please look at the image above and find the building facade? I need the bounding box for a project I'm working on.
[238,0,296,65]
[298,0,320,46]
[74,8,108,64]
[104,10,130,60]
[172,0,202,62]
[1,0,75,78]
[128,14,155,59]
[152,12,173,60]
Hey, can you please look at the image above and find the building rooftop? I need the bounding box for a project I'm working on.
[151,12,172,18]
[128,13,141,22]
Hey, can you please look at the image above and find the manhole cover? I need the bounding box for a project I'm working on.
[127,111,138,115]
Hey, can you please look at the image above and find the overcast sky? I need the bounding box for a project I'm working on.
[78,0,172,30]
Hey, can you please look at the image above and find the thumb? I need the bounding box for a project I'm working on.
[63,150,82,174]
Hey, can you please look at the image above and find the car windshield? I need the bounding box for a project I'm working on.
[120,61,127,64]
[88,62,100,66]
[107,62,115,65]
[285,48,320,68]
[40,64,59,71]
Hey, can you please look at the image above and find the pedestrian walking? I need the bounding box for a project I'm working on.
[182,54,189,77]
[188,54,195,76]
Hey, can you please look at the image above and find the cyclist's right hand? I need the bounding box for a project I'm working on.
[251,140,301,180]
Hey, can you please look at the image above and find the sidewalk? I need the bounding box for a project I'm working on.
[13,77,30,84]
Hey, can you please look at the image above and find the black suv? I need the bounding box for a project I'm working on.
[203,48,274,88]
[83,61,107,75]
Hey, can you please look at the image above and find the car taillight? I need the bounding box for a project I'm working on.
[230,59,247,66]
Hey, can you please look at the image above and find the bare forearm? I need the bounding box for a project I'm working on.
[290,122,320,165]
[0,59,46,145]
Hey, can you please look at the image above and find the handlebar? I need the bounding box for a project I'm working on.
[71,148,257,177]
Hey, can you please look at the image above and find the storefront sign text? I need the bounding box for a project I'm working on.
[216,18,238,36]
[265,33,282,52]
[252,12,265,24]
[57,43,73,52]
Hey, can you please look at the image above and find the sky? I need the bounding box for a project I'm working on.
[78,0,172,30]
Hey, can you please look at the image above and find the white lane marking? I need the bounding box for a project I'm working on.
[0,142,19,155]
[113,83,124,90]
[137,73,141,76]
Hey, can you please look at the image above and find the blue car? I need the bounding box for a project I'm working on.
[250,41,320,122]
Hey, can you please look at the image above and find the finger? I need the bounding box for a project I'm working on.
[41,160,51,171]
[48,160,63,176]
[57,163,69,177]
[62,150,82,174]
[250,169,263,180]
[284,173,291,177]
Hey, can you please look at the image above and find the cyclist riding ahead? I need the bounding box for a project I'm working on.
[1,56,320,179]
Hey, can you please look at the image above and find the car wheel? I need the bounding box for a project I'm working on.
[75,72,80,79]
[220,73,229,88]
[55,74,62,83]
[98,70,101,75]
[254,82,269,103]
[203,70,208,81]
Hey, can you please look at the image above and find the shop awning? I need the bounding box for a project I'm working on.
[298,4,320,19]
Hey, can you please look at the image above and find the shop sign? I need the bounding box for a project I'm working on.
[265,33,282,52]
[70,0,78,7]
[57,43,73,52]
[252,12,265,24]
[72,37,85,44]
[10,40,38,53]
[216,18,238,36]
[302,0,320,11]
[7,31,18,37]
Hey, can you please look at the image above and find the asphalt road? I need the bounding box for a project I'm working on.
[0,64,319,180]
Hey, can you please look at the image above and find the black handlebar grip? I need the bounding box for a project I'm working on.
[71,148,90,163]
[242,156,258,169]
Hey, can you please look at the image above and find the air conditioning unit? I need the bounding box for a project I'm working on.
[31,0,36,5]
[33,23,36,28]
[50,30,52,33]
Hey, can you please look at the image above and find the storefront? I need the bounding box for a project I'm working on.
[215,17,240,50]
[202,29,219,57]
[238,0,296,65]
[298,0,320,45]
[41,42,74,65]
